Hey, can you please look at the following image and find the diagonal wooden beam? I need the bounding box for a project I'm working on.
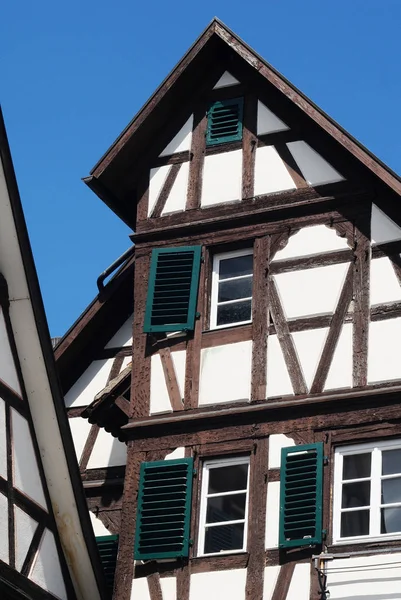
[147,572,163,600]
[159,348,183,411]
[275,143,308,189]
[21,523,45,577]
[271,562,296,600]
[151,163,181,218]
[310,263,354,394]
[269,279,308,395]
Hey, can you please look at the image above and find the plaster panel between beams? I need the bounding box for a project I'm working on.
[324,323,353,391]
[105,316,133,349]
[64,359,112,408]
[201,150,242,207]
[150,353,173,415]
[161,161,190,215]
[148,165,170,216]
[0,397,6,479]
[29,529,67,600]
[266,334,293,399]
[87,428,127,469]
[292,328,328,390]
[368,318,401,383]
[68,417,92,462]
[213,71,240,89]
[254,145,295,197]
[286,563,310,600]
[265,481,280,549]
[89,512,110,537]
[274,262,349,319]
[0,307,21,395]
[199,341,252,406]
[130,577,151,600]
[0,492,8,563]
[371,203,401,245]
[272,225,349,261]
[268,434,295,469]
[160,577,177,600]
[257,101,288,135]
[190,570,246,600]
[14,505,37,571]
[263,565,280,600]
[159,115,193,157]
[326,553,401,599]
[370,256,401,305]
[287,141,344,186]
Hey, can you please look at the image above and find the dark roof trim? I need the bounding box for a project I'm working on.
[0,107,108,599]
[89,18,401,197]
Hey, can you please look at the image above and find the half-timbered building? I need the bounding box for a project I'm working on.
[0,109,107,600]
[56,19,401,600]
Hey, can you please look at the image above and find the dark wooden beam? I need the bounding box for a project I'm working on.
[151,163,181,218]
[251,236,269,401]
[159,348,183,411]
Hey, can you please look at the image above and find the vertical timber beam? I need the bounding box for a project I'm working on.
[251,236,269,401]
[353,225,370,387]
[113,445,146,600]
[242,94,257,200]
[131,251,151,418]
[184,254,205,409]
[245,437,268,600]
[186,104,207,211]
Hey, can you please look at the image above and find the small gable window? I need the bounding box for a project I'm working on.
[211,249,253,329]
[206,98,244,146]
[144,246,202,334]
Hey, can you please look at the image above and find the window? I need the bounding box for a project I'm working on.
[198,456,250,556]
[96,535,118,593]
[333,439,401,543]
[211,249,253,329]
[206,98,243,146]
[144,246,202,333]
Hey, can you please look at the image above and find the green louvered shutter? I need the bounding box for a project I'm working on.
[206,98,243,146]
[96,535,118,594]
[134,458,194,560]
[279,443,324,549]
[144,247,202,333]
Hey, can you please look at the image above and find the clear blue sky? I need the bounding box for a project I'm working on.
[1,1,401,337]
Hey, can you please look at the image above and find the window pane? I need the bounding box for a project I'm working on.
[341,510,369,537]
[219,254,253,280]
[382,477,401,505]
[382,449,401,476]
[381,507,401,534]
[206,493,246,523]
[342,481,370,508]
[343,453,371,480]
[204,523,244,554]
[217,300,252,326]
[208,464,248,494]
[218,277,252,303]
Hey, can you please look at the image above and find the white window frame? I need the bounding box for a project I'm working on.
[210,248,253,330]
[197,456,250,557]
[333,439,401,544]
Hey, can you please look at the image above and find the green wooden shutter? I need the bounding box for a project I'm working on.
[134,458,194,560]
[279,443,324,549]
[206,98,243,146]
[96,535,118,594]
[144,246,202,333]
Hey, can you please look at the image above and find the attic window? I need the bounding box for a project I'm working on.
[206,98,243,146]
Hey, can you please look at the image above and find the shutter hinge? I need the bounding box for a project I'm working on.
[201,255,205,263]
[189,539,194,546]
[195,312,201,320]
[322,529,327,540]
[193,468,197,477]
[323,456,329,466]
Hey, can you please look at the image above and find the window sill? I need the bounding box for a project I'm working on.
[328,536,401,554]
[191,552,248,573]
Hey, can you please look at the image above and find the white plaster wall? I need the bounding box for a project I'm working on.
[0,308,21,394]
[201,150,242,207]
[148,165,170,215]
[292,328,328,390]
[325,323,353,390]
[64,359,112,408]
[265,482,280,548]
[29,529,67,600]
[257,101,288,135]
[272,225,349,261]
[254,146,295,197]
[172,350,186,399]
[263,565,280,600]
[370,257,401,305]
[287,141,344,186]
[326,553,401,599]
[371,203,401,245]
[0,397,6,479]
[162,161,190,215]
[165,447,186,460]
[159,115,193,156]
[12,408,46,509]
[0,492,8,563]
[15,505,37,571]
[368,318,401,383]
[213,71,240,88]
[131,578,151,600]
[268,434,295,469]
[121,355,132,372]
[105,316,133,348]
[150,353,173,415]
[274,262,348,319]
[87,428,127,469]
[286,563,310,600]
[199,341,252,405]
[190,569,246,600]
[89,512,110,537]
[68,417,92,462]
[160,577,176,600]
[266,335,293,398]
